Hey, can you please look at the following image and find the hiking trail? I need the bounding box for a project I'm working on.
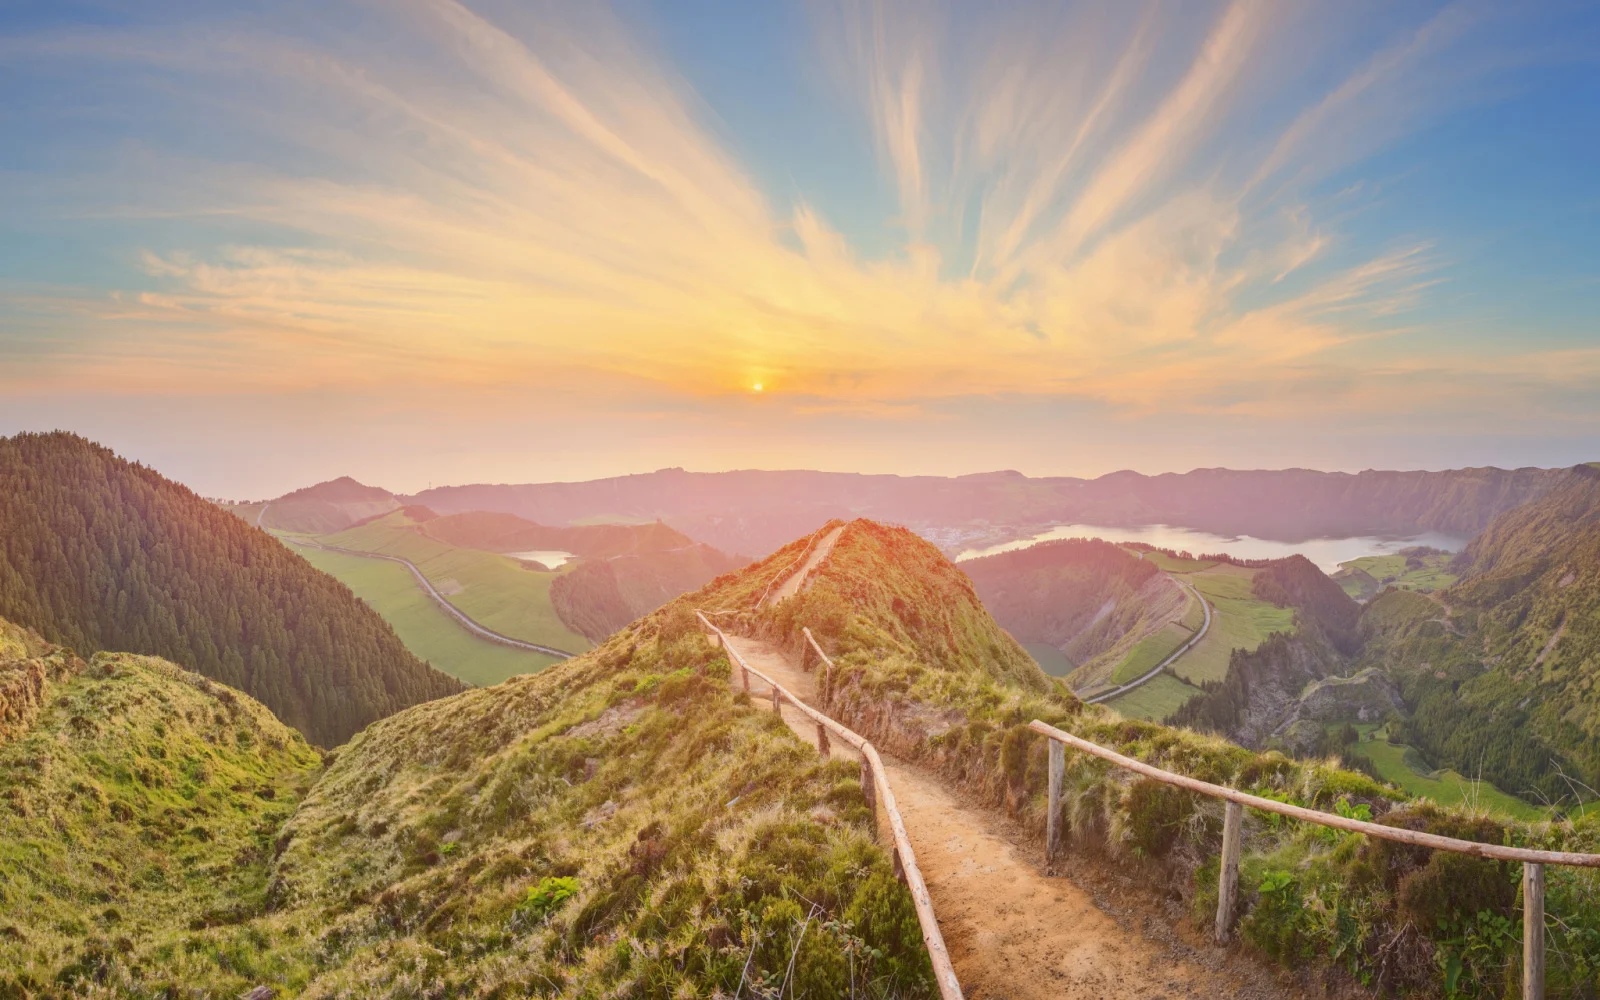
[721,632,1298,998]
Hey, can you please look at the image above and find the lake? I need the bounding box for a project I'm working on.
[954,524,1469,573]
[506,549,574,569]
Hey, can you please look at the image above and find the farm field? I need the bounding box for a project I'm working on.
[293,545,557,686]
[1104,672,1204,721]
[1109,621,1194,684]
[1170,563,1293,684]
[1342,725,1548,822]
[1334,552,1458,600]
[315,510,592,654]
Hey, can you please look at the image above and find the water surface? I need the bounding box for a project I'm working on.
[507,550,574,569]
[955,524,1467,574]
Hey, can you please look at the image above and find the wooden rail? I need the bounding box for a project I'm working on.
[1030,720,1600,1000]
[698,612,963,1000]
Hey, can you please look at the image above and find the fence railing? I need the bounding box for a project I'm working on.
[697,612,963,1000]
[1029,720,1600,1000]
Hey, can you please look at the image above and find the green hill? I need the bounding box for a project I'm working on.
[0,621,322,989]
[0,432,461,747]
[0,592,931,996]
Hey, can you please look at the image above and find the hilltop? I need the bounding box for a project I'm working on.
[0,433,461,746]
[240,476,403,534]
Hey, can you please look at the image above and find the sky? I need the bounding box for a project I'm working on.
[2,0,1598,498]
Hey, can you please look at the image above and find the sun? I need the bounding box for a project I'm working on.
[752,382,764,393]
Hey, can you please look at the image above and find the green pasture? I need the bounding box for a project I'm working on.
[1341,725,1549,822]
[1103,672,1204,722]
[315,511,592,654]
[293,545,558,687]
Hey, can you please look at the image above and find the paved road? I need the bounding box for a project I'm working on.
[1082,577,1211,705]
[285,537,579,659]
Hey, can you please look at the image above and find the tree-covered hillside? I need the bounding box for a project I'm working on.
[1357,465,1600,801]
[0,433,461,746]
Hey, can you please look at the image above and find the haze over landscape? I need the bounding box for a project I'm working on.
[4,2,1600,998]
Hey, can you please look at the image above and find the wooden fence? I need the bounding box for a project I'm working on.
[1028,720,1600,1000]
[696,612,964,1000]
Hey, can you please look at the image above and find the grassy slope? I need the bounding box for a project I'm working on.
[2,600,933,996]
[1175,565,1295,683]
[1334,553,1458,599]
[1087,551,1293,687]
[261,615,931,998]
[318,510,591,654]
[0,643,321,990]
[1108,622,1192,684]
[1103,672,1205,721]
[292,545,557,686]
[1341,725,1547,822]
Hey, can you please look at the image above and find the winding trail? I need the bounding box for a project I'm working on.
[284,537,578,659]
[1083,578,1212,705]
[761,525,844,606]
[726,536,1297,999]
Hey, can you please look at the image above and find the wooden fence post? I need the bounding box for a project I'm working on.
[1216,800,1243,942]
[741,664,750,696]
[816,722,830,760]
[1525,862,1544,1000]
[771,685,782,715]
[893,846,906,883]
[860,757,877,823]
[1046,739,1064,861]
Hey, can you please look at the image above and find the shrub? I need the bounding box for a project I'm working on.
[518,876,579,925]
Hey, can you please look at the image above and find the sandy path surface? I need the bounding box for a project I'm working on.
[722,632,1296,999]
[764,525,844,606]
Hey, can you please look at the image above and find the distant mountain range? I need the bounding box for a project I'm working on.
[254,464,1572,558]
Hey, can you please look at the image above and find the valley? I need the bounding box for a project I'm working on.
[232,484,746,687]
[287,544,559,687]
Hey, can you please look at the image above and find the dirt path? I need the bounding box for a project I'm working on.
[722,632,1297,999]
[763,525,844,606]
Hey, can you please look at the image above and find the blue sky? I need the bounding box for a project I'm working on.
[1,0,1598,497]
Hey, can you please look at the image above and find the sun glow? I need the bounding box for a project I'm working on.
[752,383,764,393]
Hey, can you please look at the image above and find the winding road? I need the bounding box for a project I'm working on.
[285,537,579,659]
[1082,577,1212,705]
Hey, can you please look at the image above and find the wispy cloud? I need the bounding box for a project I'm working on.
[0,0,1589,436]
